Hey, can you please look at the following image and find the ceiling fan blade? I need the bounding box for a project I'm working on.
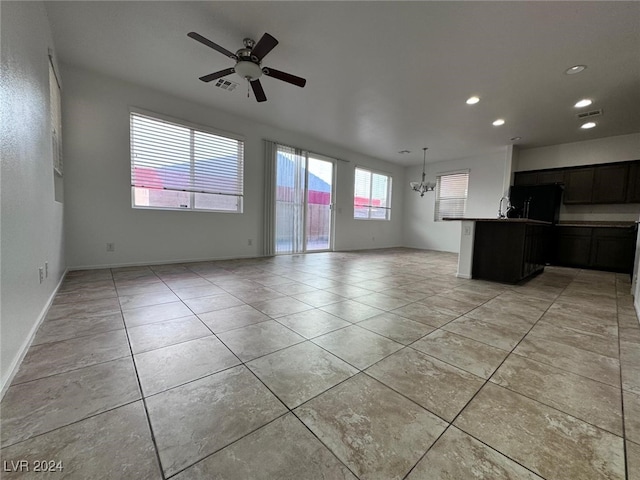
[250,79,267,102]
[262,67,306,88]
[188,32,237,60]
[251,33,278,62]
[199,68,235,83]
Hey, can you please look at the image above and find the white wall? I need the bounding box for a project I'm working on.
[403,149,509,252]
[517,133,640,171]
[62,66,404,269]
[517,134,640,222]
[0,2,66,393]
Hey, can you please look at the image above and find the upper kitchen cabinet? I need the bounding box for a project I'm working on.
[513,171,538,186]
[563,167,594,204]
[514,169,564,186]
[591,163,629,204]
[627,161,640,203]
[536,169,565,185]
[515,160,640,204]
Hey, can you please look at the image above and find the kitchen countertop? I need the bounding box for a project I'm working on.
[556,221,638,228]
[444,218,638,228]
[443,217,552,225]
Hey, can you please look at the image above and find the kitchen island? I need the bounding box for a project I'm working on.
[444,218,552,284]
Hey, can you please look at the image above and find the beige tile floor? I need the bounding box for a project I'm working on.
[1,248,639,479]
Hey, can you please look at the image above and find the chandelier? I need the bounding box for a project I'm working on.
[410,147,436,196]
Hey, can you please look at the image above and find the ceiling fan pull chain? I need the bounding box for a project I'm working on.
[247,81,250,98]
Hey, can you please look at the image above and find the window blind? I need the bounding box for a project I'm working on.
[354,167,392,220]
[130,112,244,212]
[435,172,469,221]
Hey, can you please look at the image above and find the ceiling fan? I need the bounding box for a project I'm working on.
[188,31,307,102]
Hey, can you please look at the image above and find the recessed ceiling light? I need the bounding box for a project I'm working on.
[510,136,522,142]
[581,122,597,129]
[492,119,505,126]
[565,65,587,75]
[466,96,480,105]
[574,99,593,108]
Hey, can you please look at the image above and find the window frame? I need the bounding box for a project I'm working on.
[353,166,393,221]
[434,170,470,221]
[129,107,245,214]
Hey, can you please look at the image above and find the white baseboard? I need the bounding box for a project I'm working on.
[334,244,405,252]
[456,273,472,279]
[1,268,68,400]
[67,254,268,271]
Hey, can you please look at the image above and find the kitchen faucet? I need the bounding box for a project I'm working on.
[498,196,509,218]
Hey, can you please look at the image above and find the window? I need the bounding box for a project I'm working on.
[130,111,244,212]
[354,167,392,220]
[434,171,469,221]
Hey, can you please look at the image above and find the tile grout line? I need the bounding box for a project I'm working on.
[113,267,168,480]
[159,264,360,478]
[164,268,309,472]
[183,261,469,478]
[400,272,578,480]
[0,398,143,451]
[5,254,619,479]
[616,280,630,480]
[278,289,514,477]
[1,275,133,450]
[422,296,627,387]
[132,264,287,476]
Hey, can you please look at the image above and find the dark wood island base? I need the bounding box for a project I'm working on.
[472,219,552,284]
[444,218,552,284]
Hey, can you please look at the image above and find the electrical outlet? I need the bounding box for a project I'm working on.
[106,243,115,252]
[45,262,49,278]
[248,239,253,246]
[38,267,44,284]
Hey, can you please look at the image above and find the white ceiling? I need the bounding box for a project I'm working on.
[45,1,640,166]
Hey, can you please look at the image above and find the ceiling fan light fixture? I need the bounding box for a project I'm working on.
[234,61,263,81]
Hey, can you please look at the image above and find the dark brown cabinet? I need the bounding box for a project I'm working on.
[513,171,538,186]
[592,164,628,204]
[627,162,640,203]
[536,170,565,185]
[513,159,640,204]
[522,224,551,277]
[473,220,550,284]
[563,168,594,204]
[554,227,592,267]
[514,169,564,186]
[590,228,636,272]
[554,225,637,273]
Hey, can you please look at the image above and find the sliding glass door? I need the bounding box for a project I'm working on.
[306,156,334,251]
[275,146,334,254]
